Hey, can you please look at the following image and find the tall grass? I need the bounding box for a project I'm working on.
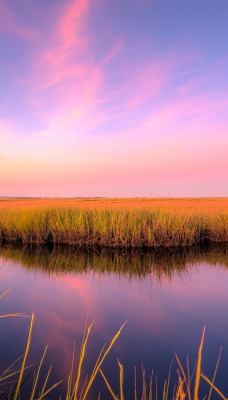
[0,208,227,247]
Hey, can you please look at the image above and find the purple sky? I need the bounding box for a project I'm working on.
[0,0,228,197]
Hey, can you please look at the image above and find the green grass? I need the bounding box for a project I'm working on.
[0,208,227,247]
[1,291,227,400]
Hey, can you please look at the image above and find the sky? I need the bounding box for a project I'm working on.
[0,0,228,197]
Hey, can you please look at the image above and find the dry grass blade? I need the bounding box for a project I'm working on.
[72,320,94,400]
[0,289,12,300]
[148,373,153,400]
[13,312,35,400]
[38,364,52,398]
[208,346,222,400]
[30,346,48,399]
[141,365,146,400]
[118,359,124,400]
[134,367,137,400]
[79,375,88,400]
[155,375,158,400]
[175,371,186,400]
[194,326,206,400]
[82,320,127,400]
[0,313,26,319]
[36,377,63,400]
[0,356,24,381]
[163,360,173,400]
[99,368,118,400]
[174,354,191,400]
[201,373,227,400]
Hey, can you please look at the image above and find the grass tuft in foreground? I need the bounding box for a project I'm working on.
[0,207,227,247]
[1,289,228,399]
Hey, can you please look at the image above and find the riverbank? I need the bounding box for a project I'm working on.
[0,206,227,247]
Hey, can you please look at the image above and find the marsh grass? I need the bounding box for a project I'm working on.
[0,208,227,247]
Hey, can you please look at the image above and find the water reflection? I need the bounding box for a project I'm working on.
[0,244,228,399]
[0,243,228,278]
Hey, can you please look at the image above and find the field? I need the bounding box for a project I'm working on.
[0,197,228,213]
[0,197,227,247]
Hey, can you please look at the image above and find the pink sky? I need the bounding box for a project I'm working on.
[0,0,227,196]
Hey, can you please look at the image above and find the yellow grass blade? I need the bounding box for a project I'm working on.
[30,346,48,400]
[79,375,88,400]
[0,289,12,299]
[194,326,206,400]
[99,368,118,400]
[174,354,191,400]
[72,320,94,400]
[134,366,137,400]
[0,355,24,381]
[208,346,222,400]
[164,360,173,400]
[82,320,127,400]
[36,378,63,400]
[118,359,124,400]
[14,311,35,400]
[0,313,26,319]
[148,373,153,400]
[38,364,52,398]
[176,371,186,400]
[201,373,227,400]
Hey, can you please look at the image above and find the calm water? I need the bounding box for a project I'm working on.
[0,244,228,399]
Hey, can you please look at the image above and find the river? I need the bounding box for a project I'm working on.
[0,244,228,399]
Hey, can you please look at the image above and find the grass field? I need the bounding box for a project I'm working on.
[0,198,227,247]
[0,197,228,213]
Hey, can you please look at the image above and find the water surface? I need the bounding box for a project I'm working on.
[0,244,228,398]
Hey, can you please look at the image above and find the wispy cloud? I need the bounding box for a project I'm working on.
[1,0,228,196]
[23,0,124,139]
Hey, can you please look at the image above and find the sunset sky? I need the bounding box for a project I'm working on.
[0,0,227,197]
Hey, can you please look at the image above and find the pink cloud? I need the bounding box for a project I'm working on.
[58,0,91,52]
[24,0,121,135]
[37,0,92,88]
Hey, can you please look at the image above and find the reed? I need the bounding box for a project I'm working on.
[0,207,227,247]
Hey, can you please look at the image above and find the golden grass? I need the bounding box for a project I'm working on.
[0,207,227,247]
[0,197,228,214]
